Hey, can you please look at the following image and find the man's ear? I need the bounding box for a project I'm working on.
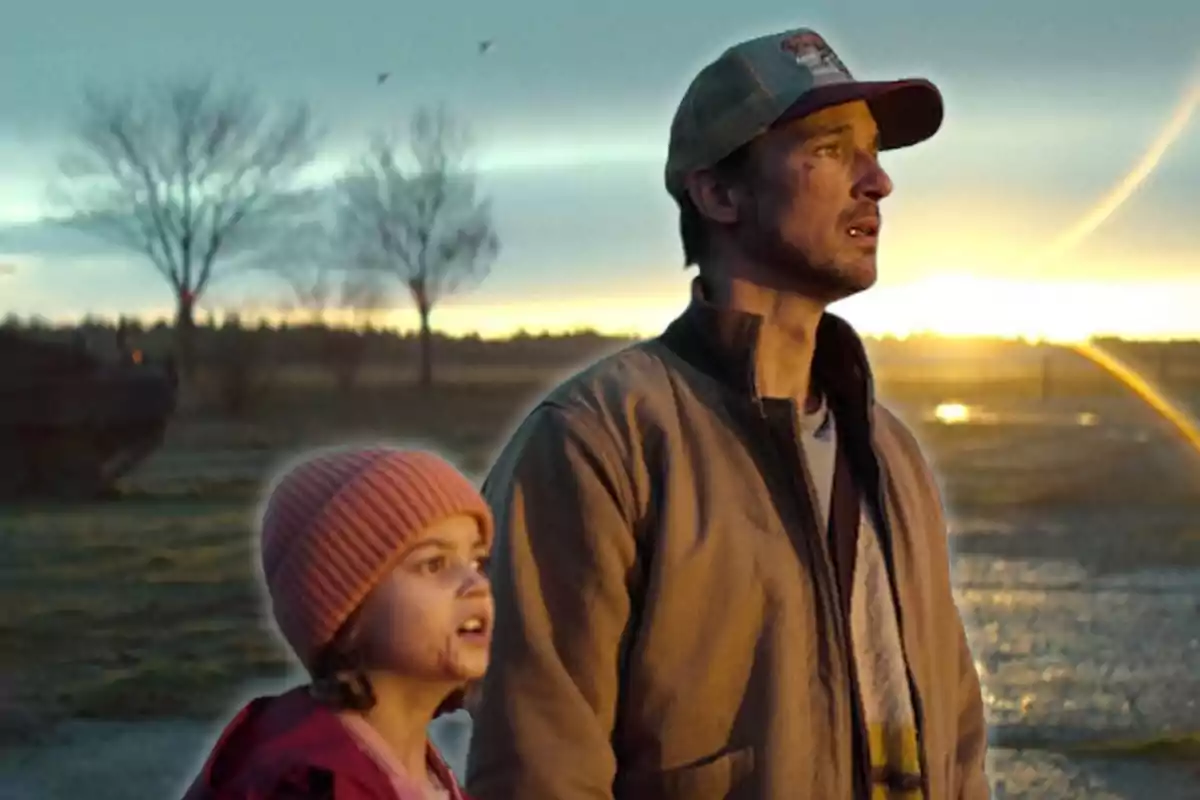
[684,169,740,225]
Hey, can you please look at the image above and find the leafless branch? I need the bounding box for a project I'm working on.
[251,216,342,322]
[334,104,499,314]
[339,268,391,327]
[49,75,323,303]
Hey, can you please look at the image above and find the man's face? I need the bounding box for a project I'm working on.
[715,100,893,300]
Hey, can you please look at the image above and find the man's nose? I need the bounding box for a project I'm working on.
[855,151,893,201]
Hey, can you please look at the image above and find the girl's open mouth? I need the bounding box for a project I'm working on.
[457,616,491,643]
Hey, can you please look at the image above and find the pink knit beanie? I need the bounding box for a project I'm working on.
[258,445,494,671]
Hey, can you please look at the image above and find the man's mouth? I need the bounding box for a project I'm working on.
[847,219,880,238]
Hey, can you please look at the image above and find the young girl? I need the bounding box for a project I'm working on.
[181,445,493,799]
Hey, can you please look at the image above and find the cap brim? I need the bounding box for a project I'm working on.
[777,78,944,150]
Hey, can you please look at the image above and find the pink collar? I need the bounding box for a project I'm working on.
[338,713,464,800]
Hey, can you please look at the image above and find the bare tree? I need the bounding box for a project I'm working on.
[329,270,390,390]
[258,218,342,325]
[339,269,390,329]
[336,105,499,389]
[260,232,389,389]
[50,74,322,377]
[261,220,394,329]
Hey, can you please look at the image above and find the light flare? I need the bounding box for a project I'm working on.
[1069,340,1200,454]
[1023,72,1200,271]
[1004,63,1200,456]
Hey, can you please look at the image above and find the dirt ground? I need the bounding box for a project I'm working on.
[2,370,1199,797]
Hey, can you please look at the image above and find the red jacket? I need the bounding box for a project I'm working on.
[180,686,468,799]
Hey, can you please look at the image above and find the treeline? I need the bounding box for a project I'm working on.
[6,314,1200,374]
[0,314,638,370]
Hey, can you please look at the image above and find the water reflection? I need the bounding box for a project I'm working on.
[932,401,981,424]
[927,401,1105,429]
[955,555,1200,738]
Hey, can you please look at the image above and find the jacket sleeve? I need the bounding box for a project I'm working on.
[919,454,990,798]
[953,610,991,799]
[890,410,990,799]
[467,404,640,800]
[930,474,989,798]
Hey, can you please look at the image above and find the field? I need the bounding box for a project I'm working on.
[3,357,1200,799]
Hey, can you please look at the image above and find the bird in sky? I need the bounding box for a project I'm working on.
[377,40,489,86]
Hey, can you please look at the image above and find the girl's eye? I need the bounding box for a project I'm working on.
[472,556,491,574]
[814,142,841,157]
[421,556,447,574]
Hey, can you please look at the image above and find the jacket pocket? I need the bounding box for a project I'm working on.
[616,747,755,800]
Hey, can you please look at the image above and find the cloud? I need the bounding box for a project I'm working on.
[1,44,1195,326]
[0,218,109,258]
[2,0,1196,152]
[2,150,1195,321]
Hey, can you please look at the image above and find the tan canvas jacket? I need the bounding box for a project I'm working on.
[467,296,990,800]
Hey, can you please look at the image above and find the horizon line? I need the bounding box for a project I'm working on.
[9,312,1200,346]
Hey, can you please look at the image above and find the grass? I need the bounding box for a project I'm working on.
[0,499,275,728]
[0,376,542,738]
[2,366,1200,741]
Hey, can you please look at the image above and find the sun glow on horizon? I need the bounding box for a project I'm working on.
[35,275,1200,343]
[3,63,1197,341]
[833,274,1200,343]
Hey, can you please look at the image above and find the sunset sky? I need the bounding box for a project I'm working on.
[1,0,1197,340]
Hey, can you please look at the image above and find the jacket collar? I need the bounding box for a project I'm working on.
[659,277,877,419]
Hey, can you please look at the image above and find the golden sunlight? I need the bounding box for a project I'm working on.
[836,275,1200,342]
[88,273,1200,344]
[932,402,973,425]
[1073,340,1200,453]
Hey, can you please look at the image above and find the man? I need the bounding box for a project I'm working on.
[468,26,990,800]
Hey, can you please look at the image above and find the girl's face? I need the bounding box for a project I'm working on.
[355,514,493,685]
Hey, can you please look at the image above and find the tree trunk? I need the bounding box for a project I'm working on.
[1039,347,1052,402]
[174,291,196,379]
[417,304,434,391]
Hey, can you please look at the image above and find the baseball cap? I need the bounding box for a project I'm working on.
[665,28,943,202]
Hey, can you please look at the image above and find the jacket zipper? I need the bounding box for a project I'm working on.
[756,400,870,799]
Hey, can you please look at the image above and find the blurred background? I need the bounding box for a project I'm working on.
[0,1,1198,798]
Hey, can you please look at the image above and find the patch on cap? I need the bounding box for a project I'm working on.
[780,30,852,82]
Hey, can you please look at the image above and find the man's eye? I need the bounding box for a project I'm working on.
[814,142,842,157]
[472,556,491,574]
